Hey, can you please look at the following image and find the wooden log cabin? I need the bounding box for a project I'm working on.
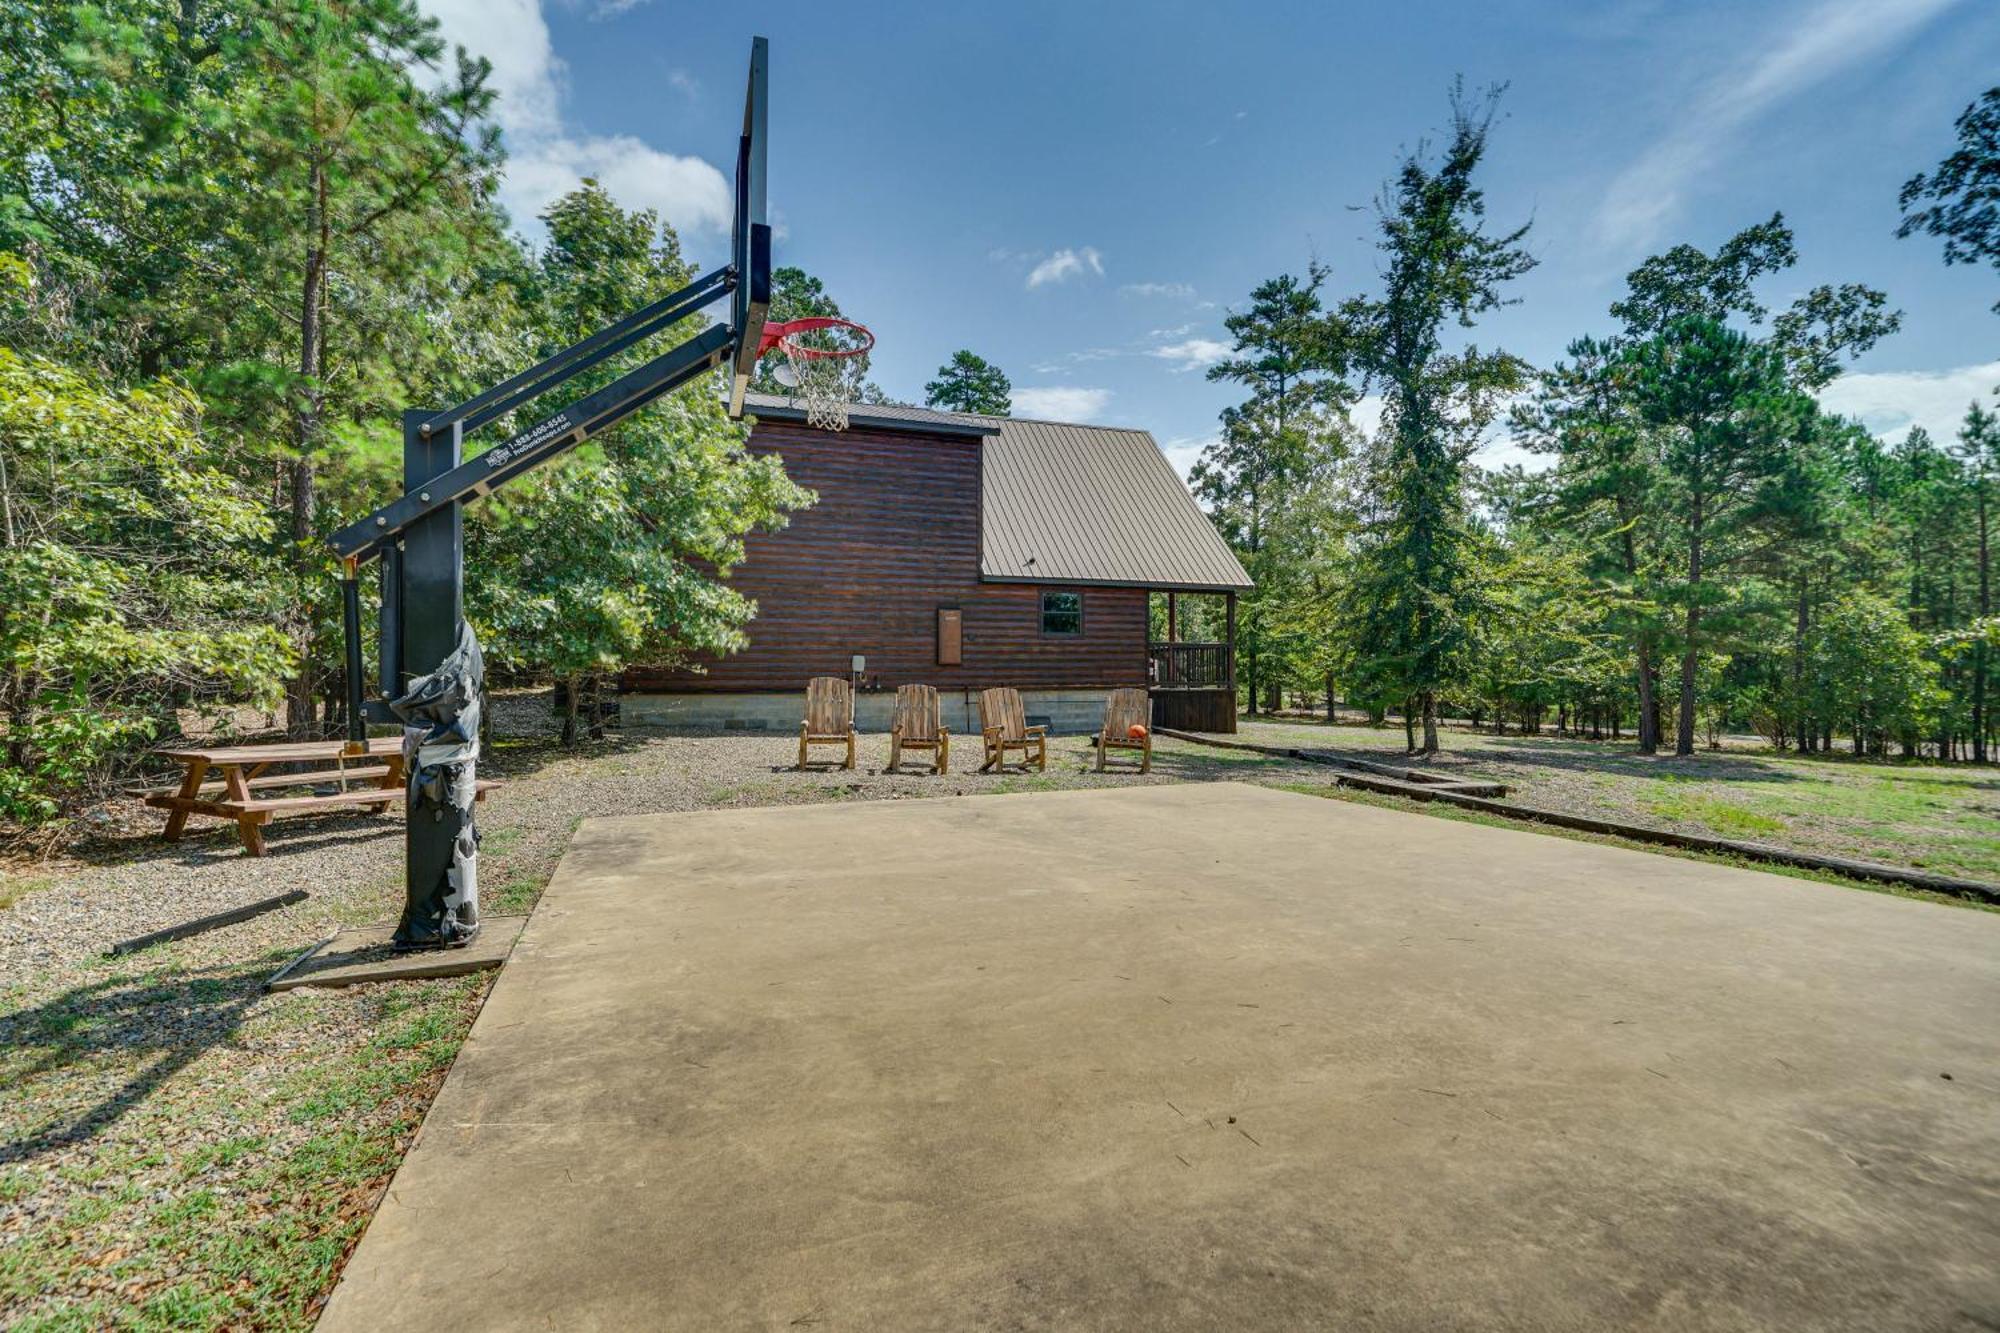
[622,394,1252,734]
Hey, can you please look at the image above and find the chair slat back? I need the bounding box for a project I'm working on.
[980,687,1027,742]
[805,676,852,733]
[894,684,940,742]
[1103,687,1149,739]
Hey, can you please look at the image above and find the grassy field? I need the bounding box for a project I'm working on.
[2,712,1992,1327]
[1228,717,2000,883]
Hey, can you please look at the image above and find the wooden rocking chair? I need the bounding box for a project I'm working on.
[887,683,950,774]
[978,687,1047,773]
[1094,687,1153,773]
[797,676,857,770]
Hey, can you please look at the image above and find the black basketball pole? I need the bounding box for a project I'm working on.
[391,410,475,948]
[400,411,463,718]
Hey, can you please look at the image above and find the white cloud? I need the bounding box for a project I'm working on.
[1816,360,2000,445]
[1026,247,1105,289]
[420,0,730,238]
[1150,338,1231,373]
[666,68,700,98]
[1011,386,1113,421]
[1476,436,1555,474]
[1160,435,1215,484]
[1348,394,1386,440]
[1121,281,1196,299]
[500,133,732,234]
[1593,0,1961,252]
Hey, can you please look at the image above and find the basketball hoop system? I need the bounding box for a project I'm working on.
[757,316,875,431]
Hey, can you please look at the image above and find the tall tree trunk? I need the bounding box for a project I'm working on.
[1975,487,1990,763]
[1634,638,1658,754]
[1617,496,1658,755]
[1420,689,1439,754]
[1403,699,1416,753]
[1792,576,1812,754]
[1677,519,1702,758]
[287,154,330,739]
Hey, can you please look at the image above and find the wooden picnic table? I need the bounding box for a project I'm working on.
[143,737,492,857]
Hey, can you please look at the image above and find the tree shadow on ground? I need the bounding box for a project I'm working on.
[70,808,405,871]
[1277,730,1812,786]
[0,957,275,1167]
[480,727,654,781]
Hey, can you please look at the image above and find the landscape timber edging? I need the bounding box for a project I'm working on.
[1153,727,2000,906]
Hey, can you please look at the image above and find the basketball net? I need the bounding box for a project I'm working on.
[761,316,875,432]
[783,339,856,432]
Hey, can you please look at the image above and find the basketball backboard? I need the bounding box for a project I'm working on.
[727,36,771,418]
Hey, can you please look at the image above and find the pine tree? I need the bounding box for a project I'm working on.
[924,350,1011,415]
[1953,402,1998,759]
[1194,263,1351,715]
[1898,86,2000,312]
[1326,83,1534,752]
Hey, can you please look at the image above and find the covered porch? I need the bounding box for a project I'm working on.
[1147,589,1238,734]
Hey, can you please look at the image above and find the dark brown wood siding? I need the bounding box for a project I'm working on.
[625,420,1148,693]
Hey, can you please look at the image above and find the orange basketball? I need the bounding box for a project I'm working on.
[1127,724,1149,740]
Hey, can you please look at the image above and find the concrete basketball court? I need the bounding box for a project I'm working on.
[320,783,2000,1331]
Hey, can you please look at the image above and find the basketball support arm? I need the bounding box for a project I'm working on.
[327,230,771,738]
[333,262,738,566]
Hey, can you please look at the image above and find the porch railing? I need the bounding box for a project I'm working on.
[1147,641,1233,691]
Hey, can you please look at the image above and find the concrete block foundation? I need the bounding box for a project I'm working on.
[622,688,1119,736]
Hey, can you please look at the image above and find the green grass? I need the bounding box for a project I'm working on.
[1230,717,2000,884]
[0,873,53,912]
[990,773,1064,794]
[480,826,524,856]
[1643,789,1788,838]
[0,962,491,1330]
[1275,781,1999,914]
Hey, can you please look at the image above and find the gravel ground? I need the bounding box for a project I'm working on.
[2,698,1318,979]
[1,696,1321,1328]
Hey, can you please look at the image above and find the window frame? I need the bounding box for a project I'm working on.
[1039,589,1084,638]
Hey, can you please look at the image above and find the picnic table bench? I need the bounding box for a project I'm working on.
[143,737,495,856]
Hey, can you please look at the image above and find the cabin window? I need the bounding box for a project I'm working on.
[1040,590,1083,636]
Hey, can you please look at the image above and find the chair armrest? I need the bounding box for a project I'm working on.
[1024,725,1048,737]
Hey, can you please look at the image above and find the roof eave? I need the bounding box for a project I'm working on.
[745,401,996,439]
[979,572,1254,593]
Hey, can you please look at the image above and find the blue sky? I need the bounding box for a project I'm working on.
[421,0,2000,477]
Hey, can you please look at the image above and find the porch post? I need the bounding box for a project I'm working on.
[1224,591,1237,694]
[1167,590,1178,644]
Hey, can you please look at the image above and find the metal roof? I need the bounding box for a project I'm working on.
[743,395,1253,591]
